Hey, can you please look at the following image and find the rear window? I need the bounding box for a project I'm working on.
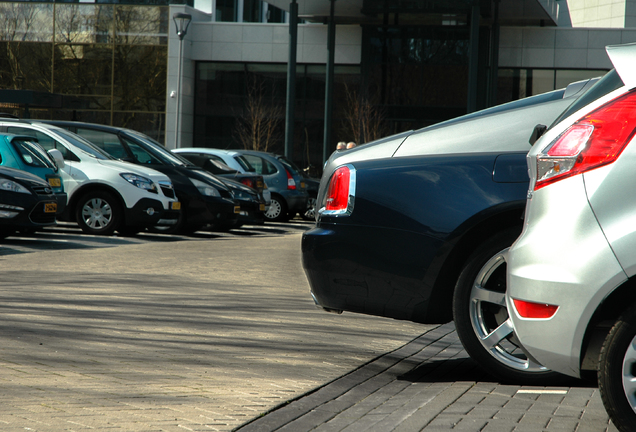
[551,69,624,127]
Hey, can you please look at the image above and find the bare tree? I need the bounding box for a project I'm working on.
[341,84,387,145]
[234,75,283,152]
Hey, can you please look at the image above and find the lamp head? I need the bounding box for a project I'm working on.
[173,12,192,40]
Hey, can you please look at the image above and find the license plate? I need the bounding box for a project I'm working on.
[259,204,265,211]
[234,206,241,214]
[300,181,306,189]
[48,178,61,187]
[44,202,57,213]
[171,202,181,210]
[256,180,263,189]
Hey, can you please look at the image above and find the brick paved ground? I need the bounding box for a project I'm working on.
[238,324,618,432]
[0,230,429,431]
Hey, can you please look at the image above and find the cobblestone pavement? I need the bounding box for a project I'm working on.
[237,323,618,432]
[0,226,430,431]
[0,224,620,432]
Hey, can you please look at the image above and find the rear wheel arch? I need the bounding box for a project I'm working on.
[580,278,636,373]
[424,207,525,324]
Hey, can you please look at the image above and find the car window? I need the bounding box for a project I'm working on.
[124,130,193,166]
[11,138,55,169]
[6,126,80,162]
[234,155,255,172]
[242,154,277,175]
[279,156,302,176]
[121,136,162,164]
[76,128,129,160]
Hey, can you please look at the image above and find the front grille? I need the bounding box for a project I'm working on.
[160,185,175,198]
[32,185,54,196]
[220,189,232,199]
[29,203,56,224]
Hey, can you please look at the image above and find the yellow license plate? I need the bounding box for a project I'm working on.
[300,182,306,189]
[234,206,241,214]
[259,204,265,211]
[44,202,57,213]
[171,202,181,210]
[256,180,263,189]
[48,178,61,187]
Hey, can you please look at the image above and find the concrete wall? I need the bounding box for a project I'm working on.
[566,0,635,27]
[498,26,636,68]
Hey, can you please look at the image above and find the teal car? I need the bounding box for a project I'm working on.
[0,134,66,214]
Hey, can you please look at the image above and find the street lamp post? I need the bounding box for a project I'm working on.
[173,12,192,149]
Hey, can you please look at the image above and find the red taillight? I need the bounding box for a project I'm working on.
[286,169,296,190]
[512,299,559,319]
[325,166,351,212]
[535,90,636,190]
[240,178,255,189]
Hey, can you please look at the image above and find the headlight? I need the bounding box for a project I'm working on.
[0,179,31,194]
[120,173,157,193]
[191,178,220,197]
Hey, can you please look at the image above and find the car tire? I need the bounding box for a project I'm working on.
[264,195,288,222]
[75,191,122,236]
[598,303,636,432]
[452,227,561,384]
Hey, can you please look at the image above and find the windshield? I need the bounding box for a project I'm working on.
[52,127,112,159]
[11,137,56,169]
[551,69,624,127]
[124,130,195,167]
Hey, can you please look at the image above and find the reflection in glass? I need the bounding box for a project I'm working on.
[0,42,53,91]
[55,4,113,44]
[0,3,53,42]
[113,45,167,112]
[115,6,168,45]
[54,44,113,101]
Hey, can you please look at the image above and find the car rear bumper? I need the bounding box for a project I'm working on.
[507,176,627,378]
[302,223,441,323]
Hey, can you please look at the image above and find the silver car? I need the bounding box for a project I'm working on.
[507,42,636,432]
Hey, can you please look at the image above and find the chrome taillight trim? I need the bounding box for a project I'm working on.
[318,164,356,217]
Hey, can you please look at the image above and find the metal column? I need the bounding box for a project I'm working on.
[284,0,298,160]
[467,3,480,113]
[489,0,500,107]
[322,0,336,164]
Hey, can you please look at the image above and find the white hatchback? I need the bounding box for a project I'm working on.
[0,120,180,235]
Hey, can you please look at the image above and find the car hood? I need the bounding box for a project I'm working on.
[0,165,49,186]
[97,159,170,182]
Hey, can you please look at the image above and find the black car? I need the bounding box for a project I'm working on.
[44,121,242,234]
[302,78,599,384]
[0,166,58,238]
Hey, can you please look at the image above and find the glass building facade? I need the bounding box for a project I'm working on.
[0,2,170,142]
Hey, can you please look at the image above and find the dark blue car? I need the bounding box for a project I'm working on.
[302,78,599,384]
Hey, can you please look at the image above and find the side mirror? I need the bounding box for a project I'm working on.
[47,148,65,170]
[529,124,547,146]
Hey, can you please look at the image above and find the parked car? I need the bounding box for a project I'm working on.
[0,120,180,236]
[506,44,636,431]
[301,77,600,384]
[0,166,58,238]
[173,151,271,209]
[42,121,243,234]
[0,133,67,215]
[173,148,308,222]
